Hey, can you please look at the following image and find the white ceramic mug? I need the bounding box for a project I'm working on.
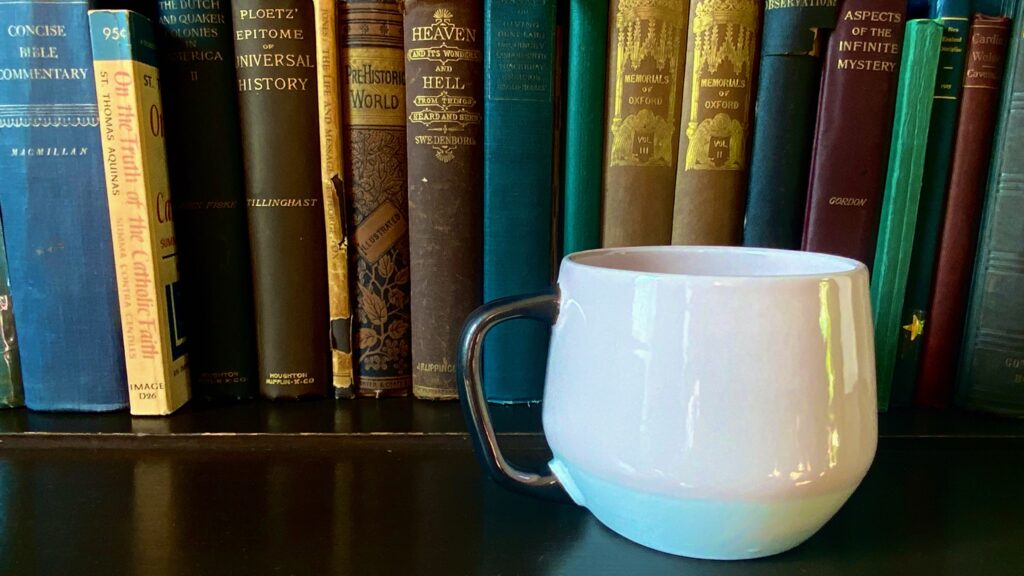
[458,246,877,560]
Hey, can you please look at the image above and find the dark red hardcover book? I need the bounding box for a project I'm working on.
[914,14,1011,408]
[801,0,907,269]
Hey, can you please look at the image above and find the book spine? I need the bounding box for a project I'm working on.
[956,2,1024,416]
[561,0,607,255]
[157,0,258,401]
[915,13,1011,408]
[870,19,943,411]
[312,0,355,398]
[671,0,760,246]
[340,0,412,398]
[801,0,907,269]
[889,0,972,407]
[483,0,556,403]
[90,10,191,415]
[0,217,23,408]
[403,0,484,399]
[742,1,839,249]
[601,0,688,248]
[0,0,128,412]
[231,0,328,399]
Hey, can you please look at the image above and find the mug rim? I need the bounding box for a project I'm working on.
[564,246,867,281]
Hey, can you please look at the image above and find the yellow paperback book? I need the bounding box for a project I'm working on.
[90,9,190,415]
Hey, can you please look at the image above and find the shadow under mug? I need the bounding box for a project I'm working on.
[458,246,878,560]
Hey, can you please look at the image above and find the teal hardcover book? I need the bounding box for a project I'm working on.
[483,0,557,402]
[561,0,607,256]
[889,0,972,406]
[871,19,943,411]
[956,0,1024,416]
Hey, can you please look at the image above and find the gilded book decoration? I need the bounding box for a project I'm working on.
[684,0,757,170]
[342,0,412,397]
[406,8,483,163]
[608,0,687,168]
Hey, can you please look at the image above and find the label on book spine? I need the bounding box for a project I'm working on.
[90,10,191,415]
[683,0,758,171]
[607,0,686,169]
[342,0,412,397]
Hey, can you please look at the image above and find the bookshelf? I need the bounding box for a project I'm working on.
[0,399,1021,574]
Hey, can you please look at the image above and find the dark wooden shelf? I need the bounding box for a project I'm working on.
[0,396,1022,442]
[0,400,1022,574]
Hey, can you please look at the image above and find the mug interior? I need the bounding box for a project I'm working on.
[569,246,861,278]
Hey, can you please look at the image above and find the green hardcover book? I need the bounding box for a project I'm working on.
[889,0,971,406]
[0,216,23,408]
[561,0,608,256]
[871,19,944,411]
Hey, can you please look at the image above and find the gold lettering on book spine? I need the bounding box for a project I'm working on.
[406,8,482,163]
[609,0,686,168]
[685,0,757,170]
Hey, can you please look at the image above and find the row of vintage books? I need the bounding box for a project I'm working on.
[0,0,1020,417]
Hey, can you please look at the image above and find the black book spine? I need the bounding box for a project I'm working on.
[158,0,258,401]
[231,0,328,398]
[742,1,839,249]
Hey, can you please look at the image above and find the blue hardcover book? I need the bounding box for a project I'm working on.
[483,0,557,403]
[0,0,128,411]
[956,0,1024,416]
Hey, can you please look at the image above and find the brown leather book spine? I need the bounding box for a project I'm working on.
[801,0,906,269]
[341,0,412,398]
[232,0,329,399]
[402,0,484,399]
[915,14,1011,409]
[671,0,760,246]
[601,0,689,247]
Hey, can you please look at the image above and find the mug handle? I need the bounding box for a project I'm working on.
[457,288,568,501]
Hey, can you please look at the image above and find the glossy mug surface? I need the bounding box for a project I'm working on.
[459,246,877,560]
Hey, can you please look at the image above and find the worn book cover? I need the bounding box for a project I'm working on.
[403,0,484,399]
[956,1,1024,416]
[601,0,688,247]
[742,0,838,250]
[915,13,1011,408]
[232,0,329,399]
[312,0,355,398]
[90,9,191,415]
[802,0,907,269]
[0,0,129,412]
[157,0,258,401]
[870,19,943,411]
[341,0,412,398]
[672,0,760,246]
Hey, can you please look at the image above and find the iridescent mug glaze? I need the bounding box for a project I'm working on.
[458,246,877,560]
